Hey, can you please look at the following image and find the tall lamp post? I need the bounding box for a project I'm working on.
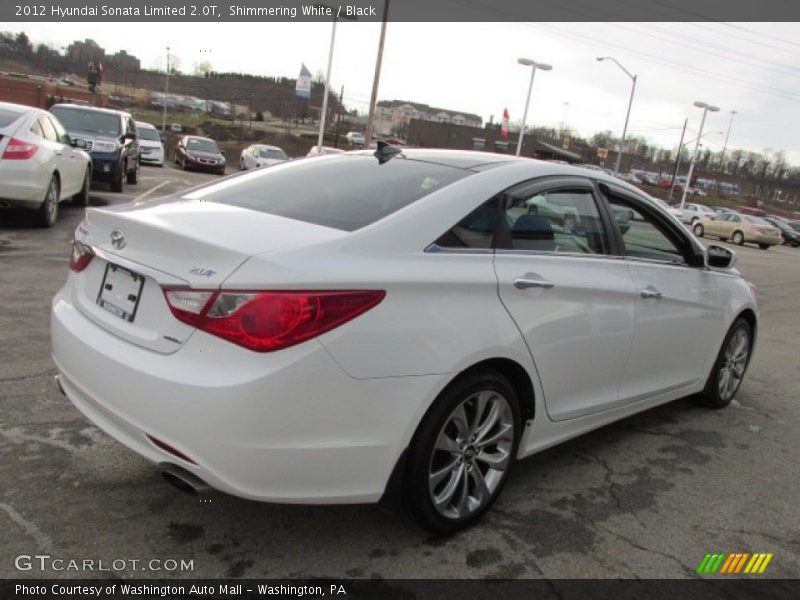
[516,58,552,157]
[364,0,390,146]
[161,46,170,133]
[680,101,719,208]
[317,8,357,150]
[597,56,637,175]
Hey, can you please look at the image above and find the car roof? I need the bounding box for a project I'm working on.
[51,103,130,118]
[251,144,283,150]
[185,135,215,142]
[0,100,38,114]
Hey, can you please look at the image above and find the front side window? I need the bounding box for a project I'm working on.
[608,195,686,264]
[504,189,610,254]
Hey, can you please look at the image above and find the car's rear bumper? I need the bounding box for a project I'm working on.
[51,286,438,504]
[0,162,47,205]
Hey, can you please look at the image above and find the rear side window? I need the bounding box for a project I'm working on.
[186,156,470,231]
[0,107,25,128]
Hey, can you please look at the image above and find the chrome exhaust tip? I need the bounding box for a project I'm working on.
[54,374,66,396]
[159,463,212,499]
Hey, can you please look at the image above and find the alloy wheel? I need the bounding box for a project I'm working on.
[428,390,514,519]
[718,327,750,401]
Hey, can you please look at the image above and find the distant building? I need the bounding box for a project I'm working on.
[375,100,482,137]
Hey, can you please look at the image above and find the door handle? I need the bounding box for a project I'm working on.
[514,276,555,290]
[640,287,663,299]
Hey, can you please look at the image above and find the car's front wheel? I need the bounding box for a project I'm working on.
[406,369,519,533]
[111,162,125,193]
[697,317,753,409]
[38,175,59,228]
[693,223,704,237]
[126,158,139,184]
[71,167,91,207]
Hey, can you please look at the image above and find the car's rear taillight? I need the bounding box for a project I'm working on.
[2,137,38,160]
[69,240,94,272]
[163,289,385,352]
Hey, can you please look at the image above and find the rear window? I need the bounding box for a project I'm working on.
[0,107,25,128]
[185,155,470,231]
[50,107,121,136]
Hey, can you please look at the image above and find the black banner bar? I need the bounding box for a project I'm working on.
[3,0,800,23]
[2,579,800,600]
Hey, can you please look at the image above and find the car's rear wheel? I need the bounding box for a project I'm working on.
[38,175,59,228]
[406,369,519,533]
[71,167,91,207]
[693,223,704,237]
[111,162,125,193]
[733,231,745,245]
[697,318,753,409]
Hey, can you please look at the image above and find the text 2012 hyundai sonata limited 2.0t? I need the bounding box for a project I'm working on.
[51,147,758,533]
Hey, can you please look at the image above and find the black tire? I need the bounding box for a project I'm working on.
[180,157,188,171]
[405,368,520,534]
[690,217,699,225]
[696,318,753,409]
[126,158,139,184]
[240,159,245,171]
[71,167,91,207]
[758,243,770,250]
[732,231,745,246]
[38,175,59,228]
[693,223,704,237]
[110,162,125,193]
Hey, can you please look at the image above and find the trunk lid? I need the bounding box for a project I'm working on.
[71,199,345,353]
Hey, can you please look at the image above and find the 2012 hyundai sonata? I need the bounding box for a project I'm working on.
[51,147,757,532]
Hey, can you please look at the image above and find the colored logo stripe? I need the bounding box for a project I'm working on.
[697,553,773,574]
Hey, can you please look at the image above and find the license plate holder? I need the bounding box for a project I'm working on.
[96,263,145,322]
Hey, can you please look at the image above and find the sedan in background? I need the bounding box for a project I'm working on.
[0,100,92,227]
[135,121,165,167]
[651,197,684,220]
[52,149,757,533]
[694,212,782,249]
[679,202,716,224]
[764,217,800,247]
[239,144,289,170]
[175,135,226,175]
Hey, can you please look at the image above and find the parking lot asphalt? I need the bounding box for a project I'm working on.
[1,165,798,579]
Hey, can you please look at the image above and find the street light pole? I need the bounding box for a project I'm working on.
[317,18,338,149]
[161,46,170,133]
[597,56,636,175]
[669,117,688,201]
[516,58,552,157]
[680,101,720,208]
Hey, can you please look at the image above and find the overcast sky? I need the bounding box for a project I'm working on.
[12,20,800,164]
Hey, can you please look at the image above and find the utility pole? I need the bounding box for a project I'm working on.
[364,0,390,146]
[161,46,170,133]
[334,85,344,148]
[668,118,688,201]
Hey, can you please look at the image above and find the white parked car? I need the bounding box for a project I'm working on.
[239,144,289,170]
[679,202,716,224]
[0,101,92,227]
[51,150,758,532]
[135,121,164,166]
[345,131,366,147]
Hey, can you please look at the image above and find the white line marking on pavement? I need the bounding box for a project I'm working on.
[0,502,55,553]
[133,180,170,202]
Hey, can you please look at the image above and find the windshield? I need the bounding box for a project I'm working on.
[50,107,121,136]
[184,155,470,231]
[257,147,287,160]
[0,106,25,128]
[137,126,161,141]
[186,138,219,153]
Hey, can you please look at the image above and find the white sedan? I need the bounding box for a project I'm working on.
[51,149,758,532]
[239,144,288,170]
[0,101,92,227]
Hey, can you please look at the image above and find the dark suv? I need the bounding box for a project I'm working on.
[49,104,139,192]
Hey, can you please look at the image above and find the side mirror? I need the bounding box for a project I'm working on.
[706,244,737,269]
[71,138,87,149]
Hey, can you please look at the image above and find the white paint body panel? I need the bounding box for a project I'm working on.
[51,152,758,503]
